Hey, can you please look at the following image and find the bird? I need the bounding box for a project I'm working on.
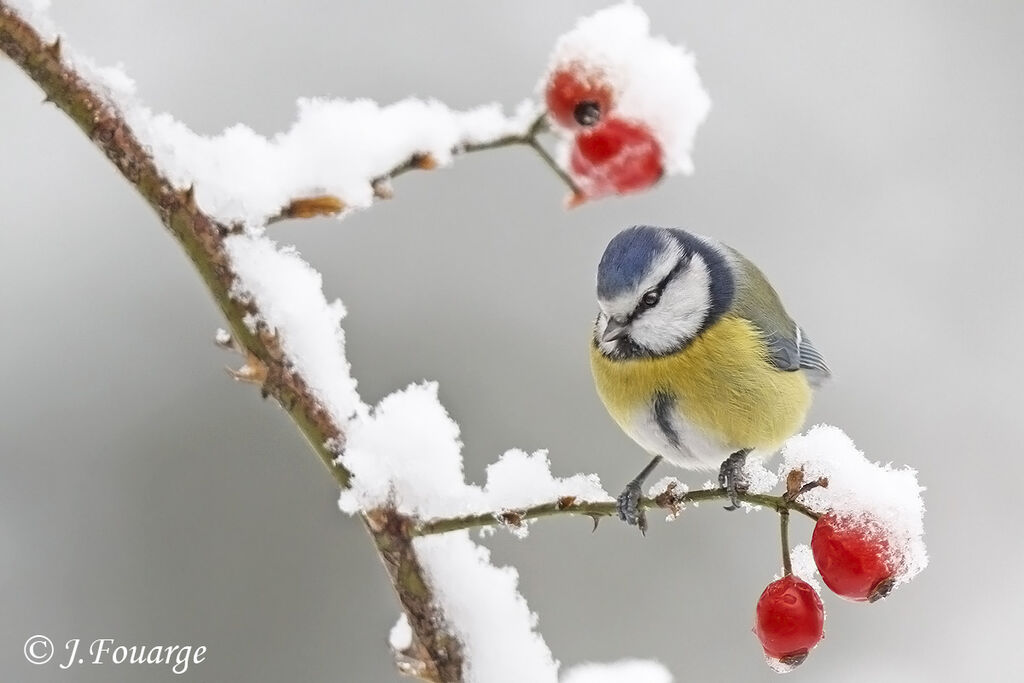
[590,225,830,533]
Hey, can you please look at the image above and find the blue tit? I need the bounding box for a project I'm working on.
[590,225,830,532]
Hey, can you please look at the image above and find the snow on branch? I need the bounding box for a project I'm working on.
[0,2,718,680]
[1,0,926,679]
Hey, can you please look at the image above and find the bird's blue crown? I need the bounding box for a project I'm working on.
[597,226,671,299]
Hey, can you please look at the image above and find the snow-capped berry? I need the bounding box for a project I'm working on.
[811,512,897,602]
[545,66,614,129]
[754,575,825,667]
[569,117,663,199]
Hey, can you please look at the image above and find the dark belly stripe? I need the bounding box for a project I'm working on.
[652,392,680,448]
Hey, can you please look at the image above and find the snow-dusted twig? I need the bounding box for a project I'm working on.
[0,7,463,679]
[413,487,820,537]
[269,112,581,224]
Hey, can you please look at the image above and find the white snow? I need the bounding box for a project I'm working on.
[8,3,920,678]
[415,532,559,683]
[561,659,673,683]
[484,448,611,510]
[388,613,413,652]
[742,457,780,511]
[9,0,538,228]
[338,382,612,524]
[543,2,711,175]
[788,544,822,593]
[779,425,928,586]
[224,234,363,426]
[130,98,538,227]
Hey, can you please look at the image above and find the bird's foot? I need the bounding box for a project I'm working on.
[718,450,751,511]
[617,482,648,535]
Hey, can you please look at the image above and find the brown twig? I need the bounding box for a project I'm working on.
[0,6,462,680]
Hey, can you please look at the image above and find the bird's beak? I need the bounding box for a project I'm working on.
[602,317,630,343]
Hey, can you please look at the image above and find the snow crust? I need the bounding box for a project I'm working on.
[561,659,673,683]
[544,2,711,175]
[8,2,926,677]
[8,0,535,228]
[131,98,536,226]
[416,532,560,682]
[780,425,928,586]
[789,544,822,593]
[224,235,362,425]
[339,382,612,523]
[388,613,412,652]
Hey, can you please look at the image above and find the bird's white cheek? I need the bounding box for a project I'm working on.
[631,301,707,353]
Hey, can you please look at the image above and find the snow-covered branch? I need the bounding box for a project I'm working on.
[268,111,581,224]
[1,1,926,679]
[0,4,465,679]
[0,2,711,680]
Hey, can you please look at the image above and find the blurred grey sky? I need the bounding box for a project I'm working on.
[2,1,1023,681]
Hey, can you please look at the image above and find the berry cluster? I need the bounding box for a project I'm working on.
[753,495,904,671]
[544,64,663,202]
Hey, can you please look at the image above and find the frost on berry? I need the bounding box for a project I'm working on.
[811,512,897,602]
[569,118,663,198]
[541,2,710,178]
[779,426,927,593]
[754,575,825,668]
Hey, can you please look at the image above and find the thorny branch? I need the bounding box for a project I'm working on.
[0,6,461,680]
[1,6,829,680]
[413,484,821,537]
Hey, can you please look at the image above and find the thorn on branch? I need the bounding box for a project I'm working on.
[393,652,435,681]
[180,183,197,212]
[225,350,268,385]
[45,35,60,58]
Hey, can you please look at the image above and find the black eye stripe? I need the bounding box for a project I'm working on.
[632,254,690,317]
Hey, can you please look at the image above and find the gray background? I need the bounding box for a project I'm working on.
[2,1,1021,681]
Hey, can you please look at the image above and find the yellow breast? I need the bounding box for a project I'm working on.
[590,314,812,451]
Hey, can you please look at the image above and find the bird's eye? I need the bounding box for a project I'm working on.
[641,290,660,307]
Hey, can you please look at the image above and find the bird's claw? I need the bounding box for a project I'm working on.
[718,451,750,511]
[617,482,648,535]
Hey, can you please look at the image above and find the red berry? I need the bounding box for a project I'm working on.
[811,512,897,602]
[569,118,663,198]
[545,65,614,129]
[754,575,824,666]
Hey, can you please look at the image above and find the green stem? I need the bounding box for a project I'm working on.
[413,487,819,537]
[393,112,582,198]
[780,508,793,576]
